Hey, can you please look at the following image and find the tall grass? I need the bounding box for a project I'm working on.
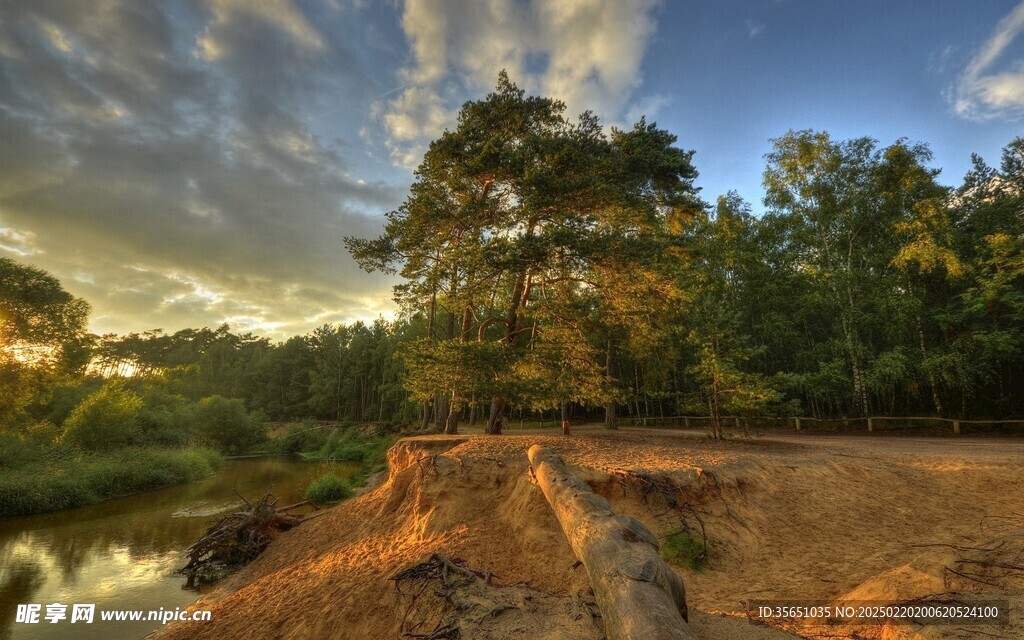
[0,446,222,517]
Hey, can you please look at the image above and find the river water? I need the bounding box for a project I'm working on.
[0,457,361,640]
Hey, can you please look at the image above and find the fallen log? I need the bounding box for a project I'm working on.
[528,445,696,640]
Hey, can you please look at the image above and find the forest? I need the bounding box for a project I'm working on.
[2,76,1022,454]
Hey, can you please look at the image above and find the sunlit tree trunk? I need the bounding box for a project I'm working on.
[486,266,531,435]
[444,392,461,434]
[918,320,945,416]
[605,339,618,429]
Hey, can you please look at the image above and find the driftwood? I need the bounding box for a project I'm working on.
[527,445,696,640]
[180,490,312,587]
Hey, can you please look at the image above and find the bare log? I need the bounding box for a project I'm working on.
[527,445,696,640]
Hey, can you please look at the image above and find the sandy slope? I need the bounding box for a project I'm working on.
[158,428,1024,640]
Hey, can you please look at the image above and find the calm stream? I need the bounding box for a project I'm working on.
[0,457,361,640]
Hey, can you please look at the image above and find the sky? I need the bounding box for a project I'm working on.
[1,0,1022,341]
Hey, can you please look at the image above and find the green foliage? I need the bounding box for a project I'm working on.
[0,431,42,468]
[280,426,392,469]
[0,446,221,516]
[1,257,92,425]
[0,257,90,351]
[660,532,707,571]
[303,474,352,504]
[680,195,781,437]
[24,420,62,447]
[136,387,196,446]
[347,73,699,431]
[193,395,266,455]
[61,381,143,450]
[4,114,1024,446]
[43,378,104,425]
[403,339,509,420]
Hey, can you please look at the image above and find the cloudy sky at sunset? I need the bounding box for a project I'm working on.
[2,0,1022,340]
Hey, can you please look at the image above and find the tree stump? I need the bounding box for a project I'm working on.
[527,445,696,640]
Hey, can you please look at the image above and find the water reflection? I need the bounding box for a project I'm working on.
[0,457,360,640]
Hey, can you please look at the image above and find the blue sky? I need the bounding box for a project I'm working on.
[1,0,1022,338]
[643,1,1023,206]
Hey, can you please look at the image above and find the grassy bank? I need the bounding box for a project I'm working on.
[275,423,394,502]
[0,446,222,517]
[277,424,392,470]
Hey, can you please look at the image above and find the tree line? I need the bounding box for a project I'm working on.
[2,74,1021,439]
[347,75,1023,435]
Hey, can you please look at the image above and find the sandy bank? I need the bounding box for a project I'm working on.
[158,429,1024,640]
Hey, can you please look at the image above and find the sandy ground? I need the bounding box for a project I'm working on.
[158,427,1024,640]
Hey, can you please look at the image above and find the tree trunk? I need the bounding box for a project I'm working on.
[605,403,617,429]
[710,380,722,441]
[918,322,944,417]
[486,266,531,432]
[444,395,460,435]
[486,395,505,434]
[528,446,695,640]
[420,399,432,431]
[423,283,438,432]
[433,393,449,433]
[561,402,570,435]
[605,339,618,429]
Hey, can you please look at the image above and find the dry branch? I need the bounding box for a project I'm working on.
[179,489,307,587]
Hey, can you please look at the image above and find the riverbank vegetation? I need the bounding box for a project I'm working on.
[303,474,353,504]
[275,423,391,469]
[0,444,220,516]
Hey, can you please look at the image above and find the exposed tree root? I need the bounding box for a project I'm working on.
[939,518,1024,592]
[608,469,711,567]
[390,553,492,592]
[389,554,502,639]
[179,490,313,588]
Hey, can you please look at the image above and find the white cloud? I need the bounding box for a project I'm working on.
[746,20,765,38]
[382,85,451,142]
[381,0,663,168]
[196,0,325,61]
[41,22,73,53]
[625,93,671,124]
[951,1,1024,120]
[0,227,37,257]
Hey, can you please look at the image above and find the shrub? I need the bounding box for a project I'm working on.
[43,379,104,425]
[303,474,352,504]
[0,432,40,468]
[660,531,708,571]
[25,420,61,446]
[318,428,391,465]
[137,388,194,446]
[279,420,329,455]
[193,395,266,454]
[61,382,142,450]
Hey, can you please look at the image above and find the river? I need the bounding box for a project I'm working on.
[0,457,362,640]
